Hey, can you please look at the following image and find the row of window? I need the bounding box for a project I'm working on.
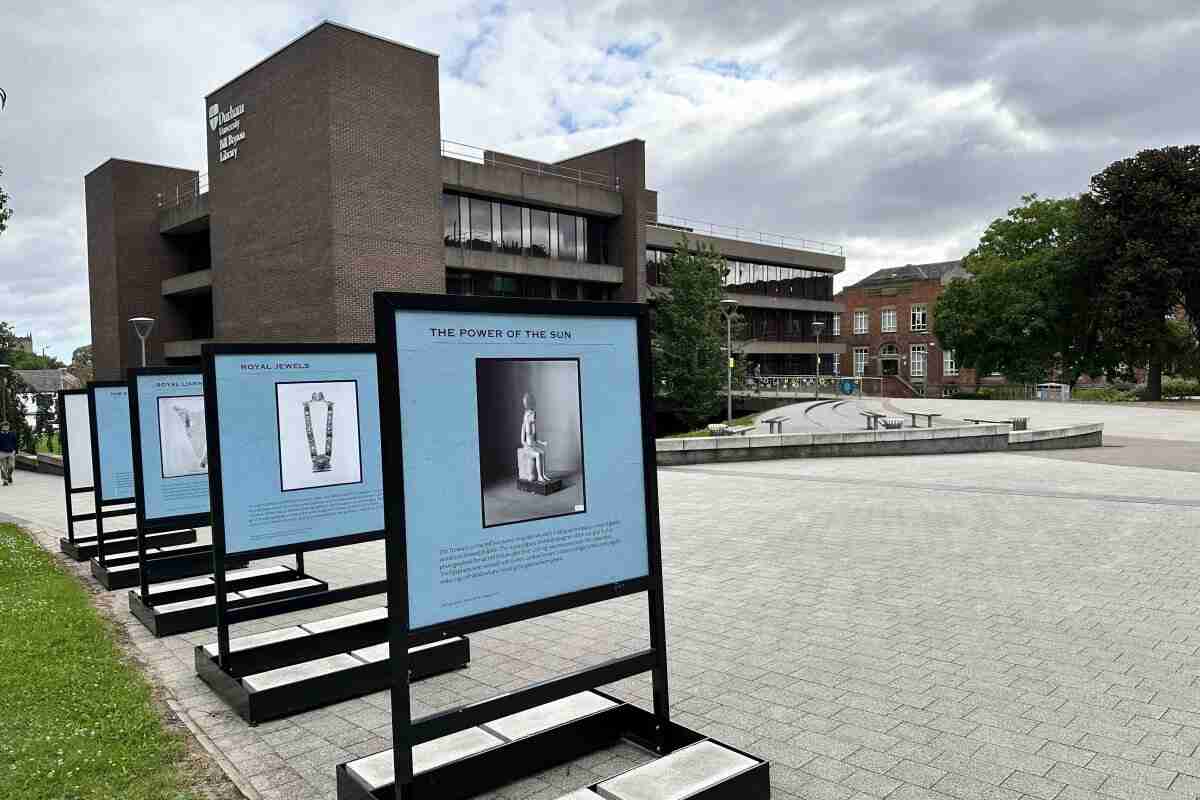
[646,249,834,301]
[851,304,929,335]
[741,309,840,341]
[445,269,617,301]
[442,193,610,264]
[850,345,957,377]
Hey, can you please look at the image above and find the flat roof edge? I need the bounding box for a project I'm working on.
[85,158,199,178]
[206,20,439,98]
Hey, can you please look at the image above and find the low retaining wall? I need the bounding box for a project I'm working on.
[656,423,1102,465]
[14,453,64,476]
[1007,423,1103,451]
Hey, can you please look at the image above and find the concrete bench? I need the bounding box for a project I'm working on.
[906,410,942,428]
[761,415,790,434]
[860,411,886,430]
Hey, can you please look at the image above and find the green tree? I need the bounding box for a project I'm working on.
[653,236,728,429]
[1077,146,1200,400]
[0,323,34,449]
[68,344,94,385]
[935,195,1102,384]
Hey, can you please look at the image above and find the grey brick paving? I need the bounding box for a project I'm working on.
[7,444,1200,799]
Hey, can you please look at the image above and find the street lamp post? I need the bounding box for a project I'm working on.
[811,319,825,400]
[128,317,155,368]
[720,299,739,424]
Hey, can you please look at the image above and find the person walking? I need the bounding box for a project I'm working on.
[0,423,16,486]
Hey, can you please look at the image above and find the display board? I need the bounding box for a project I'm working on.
[128,369,210,531]
[204,345,384,557]
[63,391,94,490]
[381,297,652,630]
[89,382,135,503]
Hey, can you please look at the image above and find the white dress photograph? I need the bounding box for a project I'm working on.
[158,395,208,478]
[275,380,363,492]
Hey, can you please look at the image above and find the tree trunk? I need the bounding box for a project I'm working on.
[1147,359,1163,401]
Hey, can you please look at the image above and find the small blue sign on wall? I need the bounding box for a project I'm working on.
[841,379,857,395]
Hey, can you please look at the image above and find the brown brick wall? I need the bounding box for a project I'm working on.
[206,25,336,343]
[85,159,198,379]
[836,278,979,392]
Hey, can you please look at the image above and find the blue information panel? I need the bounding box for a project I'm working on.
[392,309,650,630]
[211,351,383,555]
[134,373,210,524]
[92,385,135,502]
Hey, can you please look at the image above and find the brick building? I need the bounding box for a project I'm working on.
[85,21,846,379]
[835,260,993,397]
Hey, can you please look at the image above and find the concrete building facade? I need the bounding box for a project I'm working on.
[85,21,846,379]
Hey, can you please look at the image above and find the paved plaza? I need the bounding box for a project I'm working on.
[6,415,1200,800]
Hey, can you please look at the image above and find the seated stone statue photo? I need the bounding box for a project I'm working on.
[516,392,563,495]
[475,357,586,528]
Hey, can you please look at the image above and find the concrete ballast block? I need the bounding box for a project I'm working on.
[242,653,362,692]
[346,728,505,789]
[203,625,309,657]
[300,606,388,633]
[595,740,758,800]
[482,691,618,742]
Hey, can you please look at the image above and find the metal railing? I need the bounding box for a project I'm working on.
[441,139,621,191]
[647,212,844,257]
[734,374,879,399]
[155,173,208,209]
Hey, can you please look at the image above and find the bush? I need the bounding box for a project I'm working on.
[1073,387,1137,402]
[1162,377,1200,399]
[951,389,990,400]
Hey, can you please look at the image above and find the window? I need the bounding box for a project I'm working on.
[943,349,958,376]
[853,347,869,376]
[549,213,560,259]
[881,307,897,333]
[831,315,840,337]
[528,209,550,257]
[910,303,928,332]
[582,283,610,301]
[832,353,841,375]
[469,198,492,251]
[442,194,460,245]
[558,212,577,262]
[524,276,552,298]
[499,204,522,254]
[910,344,927,377]
[853,310,869,335]
[446,269,471,295]
[556,279,579,300]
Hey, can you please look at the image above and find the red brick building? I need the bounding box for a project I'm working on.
[834,260,990,397]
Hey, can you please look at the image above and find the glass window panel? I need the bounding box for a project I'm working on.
[500,204,522,254]
[492,202,501,248]
[470,198,492,251]
[587,219,607,264]
[524,276,552,298]
[442,194,460,246]
[549,212,559,259]
[529,209,550,258]
[577,217,586,262]
[582,283,608,301]
[557,279,578,300]
[559,213,577,262]
[446,269,471,295]
[491,275,520,297]
[521,207,531,253]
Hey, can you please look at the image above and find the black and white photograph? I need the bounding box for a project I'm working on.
[275,380,363,492]
[475,358,586,528]
[157,395,208,479]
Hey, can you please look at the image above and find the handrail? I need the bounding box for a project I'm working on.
[647,212,844,257]
[155,173,208,209]
[441,139,620,191]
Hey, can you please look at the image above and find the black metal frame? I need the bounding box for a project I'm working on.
[373,292,673,792]
[86,380,140,568]
[203,342,384,666]
[57,389,99,558]
[127,367,215,600]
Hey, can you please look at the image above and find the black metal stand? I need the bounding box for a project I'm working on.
[57,390,100,560]
[88,538,242,590]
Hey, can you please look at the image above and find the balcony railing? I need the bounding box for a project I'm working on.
[647,212,844,257]
[442,140,621,191]
[156,173,208,209]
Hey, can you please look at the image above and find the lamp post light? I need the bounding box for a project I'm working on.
[811,319,825,399]
[720,299,739,424]
[128,317,155,368]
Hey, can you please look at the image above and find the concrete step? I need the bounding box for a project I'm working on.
[594,740,758,800]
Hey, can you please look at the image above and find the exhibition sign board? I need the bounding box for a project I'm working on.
[386,303,651,631]
[128,368,210,532]
[88,382,136,503]
[202,344,384,559]
[62,391,94,491]
[374,293,669,787]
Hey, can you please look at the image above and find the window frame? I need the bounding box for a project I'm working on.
[943,349,958,376]
[910,344,927,377]
[853,309,869,335]
[853,347,869,376]
[910,303,929,332]
[881,307,897,334]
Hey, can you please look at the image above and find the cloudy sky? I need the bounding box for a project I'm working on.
[2,1,1198,361]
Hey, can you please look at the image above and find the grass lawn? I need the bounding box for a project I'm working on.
[0,524,202,800]
[666,413,760,438]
